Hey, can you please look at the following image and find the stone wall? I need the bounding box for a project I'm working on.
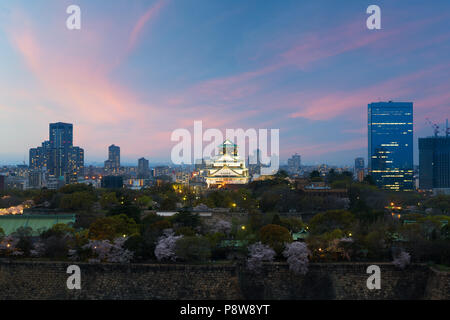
[424,267,450,300]
[0,260,448,300]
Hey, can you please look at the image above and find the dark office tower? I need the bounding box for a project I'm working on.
[354,157,365,182]
[419,135,450,192]
[137,157,150,178]
[101,176,124,189]
[104,144,120,174]
[48,122,73,178]
[0,175,4,191]
[368,101,414,191]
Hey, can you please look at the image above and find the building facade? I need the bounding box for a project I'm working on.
[419,136,450,193]
[104,144,120,175]
[29,123,84,184]
[287,153,301,175]
[368,101,414,191]
[48,122,73,178]
[354,157,365,182]
[137,157,150,178]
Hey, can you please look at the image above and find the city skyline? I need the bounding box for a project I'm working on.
[1,1,450,165]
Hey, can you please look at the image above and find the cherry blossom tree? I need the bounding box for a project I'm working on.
[82,237,133,263]
[247,242,276,272]
[283,242,310,275]
[30,241,45,257]
[213,220,232,234]
[154,229,183,262]
[392,250,411,269]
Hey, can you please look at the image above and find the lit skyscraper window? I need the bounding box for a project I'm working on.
[368,101,414,191]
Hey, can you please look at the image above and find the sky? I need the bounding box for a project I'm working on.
[0,0,449,166]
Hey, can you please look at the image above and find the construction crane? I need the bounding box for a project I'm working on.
[426,118,439,137]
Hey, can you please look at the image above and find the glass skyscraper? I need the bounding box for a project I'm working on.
[368,101,414,191]
[419,136,450,192]
[49,122,73,178]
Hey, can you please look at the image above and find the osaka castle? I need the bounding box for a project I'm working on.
[206,139,250,188]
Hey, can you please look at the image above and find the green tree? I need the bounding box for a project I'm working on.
[175,226,196,237]
[59,191,96,211]
[136,195,152,208]
[171,211,200,229]
[88,214,140,240]
[259,224,292,254]
[271,214,282,225]
[100,192,118,210]
[175,236,211,263]
[309,210,355,235]
[13,227,34,256]
[108,202,141,223]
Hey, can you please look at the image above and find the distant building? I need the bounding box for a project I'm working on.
[48,122,73,178]
[419,134,450,193]
[124,178,146,190]
[354,157,365,182]
[28,170,45,189]
[104,144,120,175]
[29,123,83,182]
[66,146,84,184]
[287,153,302,175]
[368,101,414,191]
[0,175,4,191]
[137,157,150,178]
[153,166,170,177]
[5,176,27,190]
[29,140,50,170]
[101,175,123,189]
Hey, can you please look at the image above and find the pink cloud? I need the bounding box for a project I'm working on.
[127,0,168,53]
[4,12,177,159]
[289,64,450,121]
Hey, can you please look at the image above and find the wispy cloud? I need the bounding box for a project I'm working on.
[127,0,168,54]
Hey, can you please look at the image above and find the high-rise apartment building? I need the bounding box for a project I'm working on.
[104,144,120,175]
[368,101,414,191]
[29,141,50,170]
[287,153,301,174]
[29,123,84,183]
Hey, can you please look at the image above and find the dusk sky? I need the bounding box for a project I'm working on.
[0,0,449,166]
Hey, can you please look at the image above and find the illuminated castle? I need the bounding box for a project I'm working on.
[205,140,249,188]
